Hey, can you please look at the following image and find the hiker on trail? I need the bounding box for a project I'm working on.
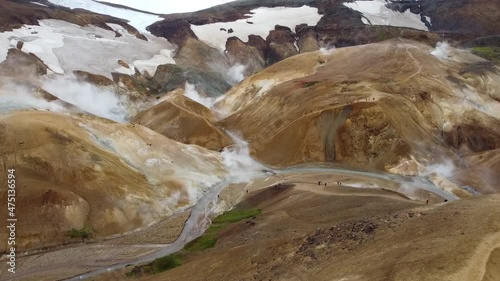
[318,181,321,185]
[426,198,429,204]
[325,183,327,186]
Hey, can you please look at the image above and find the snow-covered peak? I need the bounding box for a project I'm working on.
[100,0,237,14]
[47,0,240,31]
[48,0,162,31]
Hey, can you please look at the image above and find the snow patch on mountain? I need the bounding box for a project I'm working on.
[0,20,175,78]
[131,49,175,76]
[0,23,65,74]
[191,6,323,51]
[343,0,429,31]
[31,2,49,7]
[48,0,162,31]
[100,0,237,14]
[425,16,432,25]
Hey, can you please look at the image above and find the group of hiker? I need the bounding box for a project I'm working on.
[317,181,343,186]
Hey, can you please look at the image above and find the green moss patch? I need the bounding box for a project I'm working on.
[126,254,183,278]
[213,208,261,224]
[184,230,218,252]
[184,208,261,252]
[152,254,183,273]
[127,208,261,278]
[472,47,500,62]
[65,225,93,242]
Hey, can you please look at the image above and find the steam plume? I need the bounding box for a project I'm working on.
[431,41,450,60]
[184,82,217,109]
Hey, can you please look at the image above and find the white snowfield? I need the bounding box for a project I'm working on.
[47,0,162,31]
[31,2,49,7]
[100,0,237,14]
[0,22,65,74]
[191,6,324,51]
[343,0,429,31]
[0,19,175,78]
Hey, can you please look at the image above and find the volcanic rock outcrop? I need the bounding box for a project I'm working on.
[266,25,299,64]
[151,63,233,97]
[0,48,48,78]
[226,36,266,76]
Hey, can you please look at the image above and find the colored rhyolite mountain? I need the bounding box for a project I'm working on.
[0,0,499,280]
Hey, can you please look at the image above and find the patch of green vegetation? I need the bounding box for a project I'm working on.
[127,208,261,278]
[184,233,218,252]
[302,81,320,88]
[376,30,392,42]
[471,46,500,62]
[152,254,183,273]
[126,254,183,278]
[65,225,93,242]
[126,264,151,278]
[184,208,261,253]
[213,208,261,224]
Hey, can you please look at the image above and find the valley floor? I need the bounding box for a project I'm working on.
[125,183,500,281]
[2,171,499,281]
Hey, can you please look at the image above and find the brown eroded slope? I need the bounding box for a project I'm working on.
[453,148,500,194]
[216,39,500,192]
[132,89,233,151]
[0,110,227,251]
[215,50,323,114]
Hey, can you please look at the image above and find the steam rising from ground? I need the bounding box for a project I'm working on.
[41,75,131,122]
[0,74,141,123]
[319,43,336,55]
[184,82,217,109]
[431,41,451,60]
[221,131,266,183]
[0,81,67,113]
[227,64,247,84]
[422,159,455,178]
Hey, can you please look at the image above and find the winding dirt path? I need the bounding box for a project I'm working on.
[402,45,423,83]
